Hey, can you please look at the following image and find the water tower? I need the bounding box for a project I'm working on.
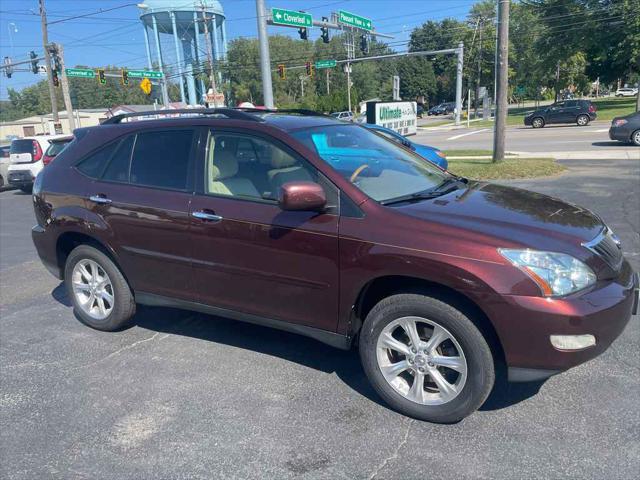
[139,0,227,106]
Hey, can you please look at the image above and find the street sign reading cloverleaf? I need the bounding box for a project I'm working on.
[338,10,372,31]
[315,59,337,69]
[66,68,95,78]
[271,8,312,28]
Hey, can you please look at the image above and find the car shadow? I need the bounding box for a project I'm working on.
[51,283,543,415]
[591,141,629,147]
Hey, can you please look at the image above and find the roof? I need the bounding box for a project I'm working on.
[256,113,343,132]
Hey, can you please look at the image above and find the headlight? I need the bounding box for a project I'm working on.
[498,249,596,297]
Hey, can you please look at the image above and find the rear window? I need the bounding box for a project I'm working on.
[10,140,34,154]
[76,142,119,178]
[45,140,70,157]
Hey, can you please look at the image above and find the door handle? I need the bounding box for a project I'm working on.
[89,195,112,205]
[192,210,223,222]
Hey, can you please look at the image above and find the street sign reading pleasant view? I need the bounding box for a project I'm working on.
[128,70,163,79]
[66,68,95,78]
[315,59,337,69]
[338,10,372,31]
[271,8,312,28]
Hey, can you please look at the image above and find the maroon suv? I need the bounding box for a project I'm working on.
[31,109,638,423]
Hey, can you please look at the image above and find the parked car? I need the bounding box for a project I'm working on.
[7,134,70,192]
[428,103,455,116]
[43,136,73,166]
[0,145,10,188]
[32,108,638,423]
[362,123,448,169]
[615,87,638,97]
[524,100,597,128]
[609,112,640,146]
[331,111,354,121]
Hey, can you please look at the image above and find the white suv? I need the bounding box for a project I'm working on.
[7,134,69,192]
[615,87,638,97]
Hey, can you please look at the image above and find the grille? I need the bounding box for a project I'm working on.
[585,229,623,271]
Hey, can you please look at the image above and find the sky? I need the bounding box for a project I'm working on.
[0,0,476,100]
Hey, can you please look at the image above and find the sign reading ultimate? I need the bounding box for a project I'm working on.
[367,101,418,136]
[338,10,372,31]
[271,8,312,28]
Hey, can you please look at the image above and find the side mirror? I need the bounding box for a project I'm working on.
[278,181,327,212]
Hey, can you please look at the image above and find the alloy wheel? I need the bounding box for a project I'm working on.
[577,115,588,126]
[633,130,640,146]
[71,259,114,320]
[376,316,468,405]
[532,118,543,128]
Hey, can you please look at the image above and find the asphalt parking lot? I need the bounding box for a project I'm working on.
[1,157,639,479]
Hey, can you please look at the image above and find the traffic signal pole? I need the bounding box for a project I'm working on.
[39,0,58,122]
[492,0,510,163]
[53,44,76,132]
[255,0,274,108]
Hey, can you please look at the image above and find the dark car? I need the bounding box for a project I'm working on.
[31,108,638,423]
[43,136,73,166]
[428,102,455,116]
[609,112,640,146]
[524,100,597,128]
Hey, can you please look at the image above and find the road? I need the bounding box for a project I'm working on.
[416,121,639,156]
[1,157,639,479]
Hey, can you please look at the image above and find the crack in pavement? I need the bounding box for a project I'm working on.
[368,417,413,480]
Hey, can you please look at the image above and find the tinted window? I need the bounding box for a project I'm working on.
[129,130,193,190]
[45,140,71,157]
[76,142,119,178]
[10,139,33,154]
[102,136,134,182]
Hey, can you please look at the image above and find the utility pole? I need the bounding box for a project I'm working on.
[476,18,483,116]
[455,42,463,126]
[326,69,330,95]
[53,43,76,132]
[39,0,58,122]
[255,0,274,108]
[344,30,355,112]
[200,3,219,106]
[299,74,305,97]
[554,60,560,102]
[492,0,509,163]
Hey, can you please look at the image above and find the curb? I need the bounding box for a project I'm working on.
[511,150,639,160]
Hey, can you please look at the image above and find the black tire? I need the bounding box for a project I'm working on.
[531,117,545,128]
[20,185,32,193]
[359,294,494,423]
[632,130,640,146]
[576,114,590,126]
[64,245,135,331]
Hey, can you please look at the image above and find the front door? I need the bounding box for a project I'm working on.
[189,128,340,332]
[546,101,568,124]
[83,128,197,301]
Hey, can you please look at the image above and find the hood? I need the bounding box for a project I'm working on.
[396,181,604,247]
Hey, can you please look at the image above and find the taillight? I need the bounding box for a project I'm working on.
[32,141,43,162]
[588,104,596,113]
[42,155,54,166]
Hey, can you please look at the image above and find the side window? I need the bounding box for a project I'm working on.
[76,142,118,178]
[129,130,194,190]
[206,132,318,201]
[102,136,134,183]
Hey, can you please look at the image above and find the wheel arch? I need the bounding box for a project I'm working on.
[350,275,506,365]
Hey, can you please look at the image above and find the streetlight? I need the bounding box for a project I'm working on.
[8,23,17,56]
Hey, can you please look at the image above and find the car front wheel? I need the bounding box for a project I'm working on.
[359,294,495,423]
[64,245,136,331]
[532,117,544,128]
[576,114,590,126]
[632,130,640,146]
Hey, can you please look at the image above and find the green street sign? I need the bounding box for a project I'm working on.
[315,59,337,69]
[66,68,95,78]
[338,10,372,31]
[271,8,312,28]
[128,70,163,79]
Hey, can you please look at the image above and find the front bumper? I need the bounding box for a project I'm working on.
[484,261,638,381]
[609,127,630,142]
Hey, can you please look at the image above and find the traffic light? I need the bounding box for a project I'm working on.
[305,62,314,77]
[121,69,129,86]
[3,57,12,79]
[97,69,106,85]
[298,27,308,40]
[320,17,330,44]
[360,35,369,54]
[52,69,59,87]
[48,44,61,73]
[30,51,39,74]
[277,64,286,80]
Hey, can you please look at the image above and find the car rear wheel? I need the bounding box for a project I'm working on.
[632,130,640,146]
[532,117,544,128]
[576,114,590,126]
[64,245,135,331]
[359,294,495,423]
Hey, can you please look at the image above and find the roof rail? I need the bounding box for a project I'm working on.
[234,107,330,117]
[102,108,263,125]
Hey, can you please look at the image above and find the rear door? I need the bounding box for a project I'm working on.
[189,127,340,332]
[82,128,197,301]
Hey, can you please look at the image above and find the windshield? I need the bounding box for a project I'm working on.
[45,140,70,157]
[290,124,448,203]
